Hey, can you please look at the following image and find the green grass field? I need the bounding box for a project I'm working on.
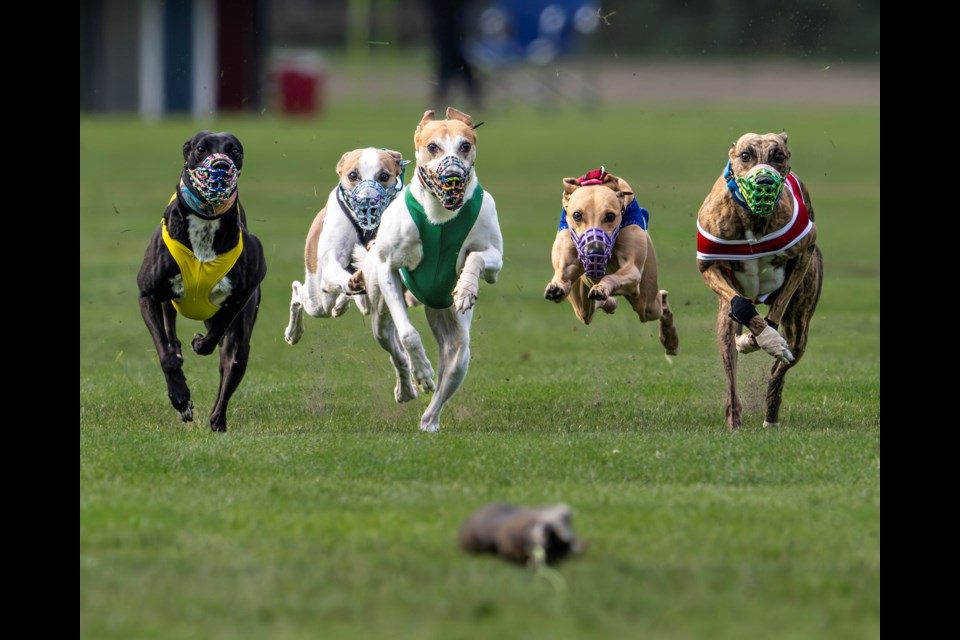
[80,102,880,639]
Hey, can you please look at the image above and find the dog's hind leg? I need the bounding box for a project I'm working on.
[765,247,823,427]
[657,291,679,356]
[285,281,306,345]
[297,274,341,319]
[568,279,598,325]
[420,307,472,432]
[209,288,260,432]
[717,299,743,432]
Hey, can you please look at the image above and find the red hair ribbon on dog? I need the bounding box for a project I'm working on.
[577,167,607,186]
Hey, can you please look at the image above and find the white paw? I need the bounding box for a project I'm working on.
[395,376,418,403]
[178,401,194,422]
[401,332,436,392]
[420,420,439,433]
[412,361,436,393]
[332,294,352,317]
[763,421,780,428]
[755,326,795,363]
[454,292,477,314]
[735,332,760,354]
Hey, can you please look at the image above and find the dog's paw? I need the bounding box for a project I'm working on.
[412,362,436,393]
[178,400,194,423]
[544,282,569,302]
[587,284,610,301]
[284,326,302,345]
[404,290,421,308]
[284,313,304,345]
[754,326,795,364]
[454,292,477,314]
[346,270,366,295]
[332,294,352,317]
[395,376,419,403]
[420,417,440,433]
[598,297,618,314]
[400,332,436,392]
[735,333,760,354]
[191,333,216,356]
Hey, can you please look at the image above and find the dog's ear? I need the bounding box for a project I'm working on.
[619,188,635,208]
[418,110,436,129]
[562,177,580,209]
[728,141,739,160]
[385,149,404,164]
[562,177,580,196]
[778,131,789,144]
[335,151,353,176]
[384,149,410,172]
[446,107,473,126]
[183,131,213,161]
[612,176,635,208]
[416,110,436,145]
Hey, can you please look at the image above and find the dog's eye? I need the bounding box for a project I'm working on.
[739,152,752,162]
[604,212,616,223]
[230,147,242,157]
[197,146,206,155]
[572,211,583,221]
[348,171,359,181]
[427,143,439,154]
[772,151,786,162]
[459,142,472,154]
[378,172,390,182]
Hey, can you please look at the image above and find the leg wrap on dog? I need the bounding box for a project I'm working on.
[455,253,484,300]
[728,295,759,325]
[736,318,779,354]
[754,325,795,364]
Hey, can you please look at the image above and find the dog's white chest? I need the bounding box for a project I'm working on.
[733,256,786,301]
[188,217,221,263]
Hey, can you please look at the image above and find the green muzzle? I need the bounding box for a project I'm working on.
[735,168,784,217]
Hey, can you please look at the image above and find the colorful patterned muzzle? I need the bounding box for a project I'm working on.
[186,153,240,208]
[342,177,403,231]
[571,225,619,279]
[419,155,471,210]
[735,167,784,217]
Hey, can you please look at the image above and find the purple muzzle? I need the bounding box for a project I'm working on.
[571,226,618,279]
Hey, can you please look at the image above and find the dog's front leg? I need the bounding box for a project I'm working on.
[139,295,193,421]
[375,259,436,392]
[700,264,793,364]
[453,249,502,313]
[192,291,256,356]
[545,232,580,302]
[763,232,817,330]
[717,298,743,432]
[590,227,648,302]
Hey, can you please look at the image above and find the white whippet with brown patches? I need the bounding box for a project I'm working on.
[363,107,503,432]
[285,147,408,345]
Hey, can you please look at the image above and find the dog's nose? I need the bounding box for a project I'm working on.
[357,193,381,205]
[754,175,776,186]
[584,241,608,256]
